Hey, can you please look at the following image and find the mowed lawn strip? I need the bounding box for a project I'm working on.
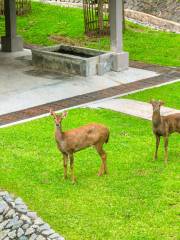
[0,2,180,66]
[0,108,179,240]
[122,81,180,109]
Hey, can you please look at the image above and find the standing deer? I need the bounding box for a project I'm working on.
[50,109,109,183]
[150,100,180,164]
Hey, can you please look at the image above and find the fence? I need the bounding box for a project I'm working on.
[83,0,109,37]
[0,0,31,16]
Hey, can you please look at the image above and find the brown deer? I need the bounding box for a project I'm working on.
[50,109,110,183]
[150,100,180,164]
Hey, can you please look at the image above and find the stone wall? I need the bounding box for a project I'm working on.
[44,0,180,23]
[0,191,64,240]
[124,0,180,23]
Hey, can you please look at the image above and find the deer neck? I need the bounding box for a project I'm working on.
[55,124,64,140]
[152,110,162,127]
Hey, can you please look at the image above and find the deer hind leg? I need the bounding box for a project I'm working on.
[95,144,107,176]
[154,135,160,160]
[69,154,76,184]
[63,153,68,179]
[163,136,168,165]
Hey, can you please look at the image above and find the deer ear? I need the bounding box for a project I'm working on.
[50,109,56,118]
[61,111,68,119]
[149,99,155,104]
[159,100,164,106]
[50,109,53,115]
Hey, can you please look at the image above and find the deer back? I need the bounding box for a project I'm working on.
[163,113,180,134]
[55,123,109,154]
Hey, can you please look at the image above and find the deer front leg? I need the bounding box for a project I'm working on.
[154,135,160,160]
[163,136,168,165]
[69,154,76,184]
[63,153,68,180]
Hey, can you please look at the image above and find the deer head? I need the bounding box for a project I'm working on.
[150,100,164,113]
[50,109,68,126]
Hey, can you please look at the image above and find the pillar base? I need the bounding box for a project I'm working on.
[112,51,129,72]
[1,36,23,52]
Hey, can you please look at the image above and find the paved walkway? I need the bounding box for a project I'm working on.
[0,46,179,126]
[86,99,180,120]
[0,49,158,116]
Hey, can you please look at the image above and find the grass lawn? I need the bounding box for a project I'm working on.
[0,108,179,240]
[0,2,180,66]
[122,81,180,109]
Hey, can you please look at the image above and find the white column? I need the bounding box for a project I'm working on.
[109,0,129,71]
[1,0,23,52]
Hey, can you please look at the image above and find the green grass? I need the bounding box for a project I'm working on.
[0,1,180,66]
[122,81,180,109]
[0,108,179,240]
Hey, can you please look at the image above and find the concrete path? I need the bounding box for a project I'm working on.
[86,98,180,120]
[0,49,159,116]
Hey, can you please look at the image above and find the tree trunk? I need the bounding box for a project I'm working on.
[98,0,104,32]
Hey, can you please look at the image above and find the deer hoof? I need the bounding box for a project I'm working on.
[72,177,77,184]
[153,156,157,161]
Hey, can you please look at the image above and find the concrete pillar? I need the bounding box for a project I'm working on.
[1,0,23,52]
[109,0,129,71]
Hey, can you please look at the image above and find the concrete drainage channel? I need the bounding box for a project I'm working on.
[0,191,64,240]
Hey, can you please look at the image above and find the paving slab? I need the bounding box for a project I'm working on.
[85,98,180,120]
[0,49,159,116]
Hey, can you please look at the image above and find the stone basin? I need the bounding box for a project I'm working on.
[32,45,113,76]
